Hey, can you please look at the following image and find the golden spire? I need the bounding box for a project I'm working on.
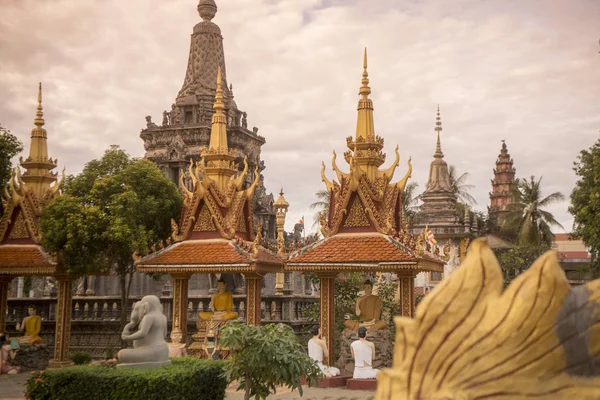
[19,83,58,198]
[355,47,375,142]
[434,104,444,158]
[202,67,237,190]
[344,48,385,181]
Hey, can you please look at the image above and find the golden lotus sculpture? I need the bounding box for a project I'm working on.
[375,238,600,400]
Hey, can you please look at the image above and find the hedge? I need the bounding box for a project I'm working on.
[26,358,227,400]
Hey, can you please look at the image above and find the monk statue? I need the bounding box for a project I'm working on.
[344,280,387,331]
[168,328,187,358]
[351,327,380,379]
[199,279,238,321]
[15,305,42,345]
[117,295,170,369]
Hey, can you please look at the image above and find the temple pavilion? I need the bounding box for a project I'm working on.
[136,68,283,338]
[285,50,446,362]
[0,84,73,368]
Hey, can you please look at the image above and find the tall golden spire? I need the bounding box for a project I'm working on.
[345,48,385,181]
[355,48,374,142]
[202,67,237,190]
[19,83,58,197]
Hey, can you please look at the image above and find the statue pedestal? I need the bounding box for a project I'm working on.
[117,360,171,370]
[13,344,50,371]
[337,329,393,375]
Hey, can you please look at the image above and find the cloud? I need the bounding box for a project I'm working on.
[1,0,599,234]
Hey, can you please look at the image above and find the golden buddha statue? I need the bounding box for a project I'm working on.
[344,280,387,331]
[199,279,238,321]
[15,305,42,345]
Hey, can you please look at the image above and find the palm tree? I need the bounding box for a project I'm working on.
[309,189,330,228]
[448,165,476,205]
[504,176,565,246]
[402,181,420,222]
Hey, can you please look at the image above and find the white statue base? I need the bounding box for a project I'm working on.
[117,360,171,370]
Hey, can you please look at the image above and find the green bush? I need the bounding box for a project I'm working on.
[70,351,92,365]
[26,358,227,400]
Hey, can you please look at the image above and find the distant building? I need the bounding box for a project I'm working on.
[552,233,593,285]
[488,140,516,226]
[411,107,472,294]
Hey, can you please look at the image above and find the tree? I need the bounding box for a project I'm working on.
[309,189,330,228]
[220,323,321,400]
[493,244,551,287]
[401,181,420,222]
[569,138,600,277]
[0,124,24,214]
[504,176,565,246]
[41,146,182,330]
[448,165,476,205]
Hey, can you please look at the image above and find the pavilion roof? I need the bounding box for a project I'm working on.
[286,233,443,273]
[135,238,283,275]
[0,244,57,275]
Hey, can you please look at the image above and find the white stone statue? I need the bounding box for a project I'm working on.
[117,295,171,369]
[350,327,379,379]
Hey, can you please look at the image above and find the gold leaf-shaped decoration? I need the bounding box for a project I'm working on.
[376,238,600,400]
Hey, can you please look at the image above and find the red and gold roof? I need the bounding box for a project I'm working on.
[137,68,282,274]
[287,50,445,273]
[0,83,62,275]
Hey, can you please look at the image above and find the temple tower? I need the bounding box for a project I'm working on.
[411,107,469,289]
[412,107,463,236]
[140,0,276,241]
[488,140,516,226]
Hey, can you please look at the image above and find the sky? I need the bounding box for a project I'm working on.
[1,0,599,234]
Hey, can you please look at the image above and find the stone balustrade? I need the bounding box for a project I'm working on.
[5,294,317,357]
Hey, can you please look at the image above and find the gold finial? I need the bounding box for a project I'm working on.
[34,82,45,128]
[214,67,225,113]
[359,47,371,99]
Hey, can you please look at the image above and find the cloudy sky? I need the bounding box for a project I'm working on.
[1,0,599,234]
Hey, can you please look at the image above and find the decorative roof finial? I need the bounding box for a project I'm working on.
[198,0,217,22]
[34,82,45,128]
[359,47,371,99]
[434,105,444,158]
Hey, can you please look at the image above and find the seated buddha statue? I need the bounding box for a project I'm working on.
[199,279,238,321]
[344,280,387,331]
[15,305,42,345]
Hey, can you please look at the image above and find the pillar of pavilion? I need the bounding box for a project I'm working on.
[136,68,283,337]
[0,84,73,368]
[286,50,446,363]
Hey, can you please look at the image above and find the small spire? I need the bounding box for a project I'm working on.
[355,48,375,142]
[359,48,371,99]
[434,105,444,158]
[34,82,45,128]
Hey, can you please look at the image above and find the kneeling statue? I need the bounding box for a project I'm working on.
[351,327,380,379]
[344,280,387,331]
[308,325,340,377]
[117,295,170,369]
[199,279,238,322]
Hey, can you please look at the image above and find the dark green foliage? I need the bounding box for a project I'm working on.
[569,138,600,278]
[220,323,321,400]
[0,124,24,214]
[70,351,92,365]
[493,243,552,287]
[25,358,227,400]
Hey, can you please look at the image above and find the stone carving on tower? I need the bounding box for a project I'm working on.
[139,0,276,243]
[488,140,516,226]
